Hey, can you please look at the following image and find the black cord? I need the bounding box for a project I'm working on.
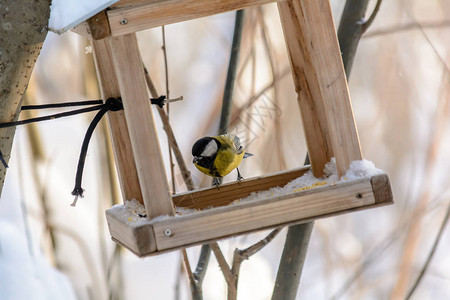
[0,95,167,204]
[0,98,166,129]
[0,104,105,128]
[0,100,105,169]
[150,95,166,108]
[21,99,104,110]
[71,98,124,204]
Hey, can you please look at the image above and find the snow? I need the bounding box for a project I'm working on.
[108,159,384,223]
[0,221,76,300]
[48,0,119,34]
[343,159,384,179]
[108,199,200,224]
[108,199,163,225]
[232,159,384,205]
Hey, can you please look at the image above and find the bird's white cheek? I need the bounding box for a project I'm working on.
[201,140,218,157]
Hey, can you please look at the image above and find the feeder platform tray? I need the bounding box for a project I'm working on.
[106,167,392,257]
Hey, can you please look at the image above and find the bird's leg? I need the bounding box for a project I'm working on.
[213,177,221,189]
[236,168,244,182]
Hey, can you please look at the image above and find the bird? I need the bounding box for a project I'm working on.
[192,134,252,185]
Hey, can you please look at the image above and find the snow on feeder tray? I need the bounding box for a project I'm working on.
[66,0,394,256]
[105,159,392,257]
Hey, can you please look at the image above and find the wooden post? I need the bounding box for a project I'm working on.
[278,0,362,177]
[92,38,144,204]
[109,33,174,218]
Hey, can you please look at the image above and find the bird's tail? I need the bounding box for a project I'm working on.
[243,152,253,159]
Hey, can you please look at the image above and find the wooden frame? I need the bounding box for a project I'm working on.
[76,0,395,257]
[173,166,310,209]
[106,173,393,256]
[107,0,283,36]
[92,37,143,203]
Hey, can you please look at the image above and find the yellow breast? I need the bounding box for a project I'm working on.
[213,147,245,177]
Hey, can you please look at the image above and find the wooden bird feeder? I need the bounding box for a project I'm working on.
[71,0,394,257]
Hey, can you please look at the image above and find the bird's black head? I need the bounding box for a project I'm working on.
[192,137,220,166]
[192,137,213,157]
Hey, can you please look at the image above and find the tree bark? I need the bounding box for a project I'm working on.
[337,0,370,78]
[0,0,50,196]
[272,222,314,300]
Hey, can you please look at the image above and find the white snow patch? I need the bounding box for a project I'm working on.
[108,160,383,220]
[84,45,93,54]
[108,199,201,224]
[0,221,76,300]
[343,159,384,180]
[108,199,175,225]
[232,158,384,205]
[109,199,151,225]
[174,206,199,215]
[49,0,119,34]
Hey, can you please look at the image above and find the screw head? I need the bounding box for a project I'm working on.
[120,18,128,25]
[164,229,172,237]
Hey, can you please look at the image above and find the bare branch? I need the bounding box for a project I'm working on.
[181,249,196,284]
[361,0,383,33]
[143,68,196,191]
[229,68,290,128]
[405,202,450,300]
[272,223,314,300]
[410,16,450,75]
[364,20,450,38]
[337,0,372,77]
[193,244,211,285]
[161,25,176,194]
[174,258,184,300]
[229,228,282,298]
[218,10,245,136]
[143,54,199,297]
[212,229,283,300]
[161,25,170,101]
[210,242,234,283]
[257,7,287,170]
[390,9,450,299]
[237,228,281,260]
[52,224,105,300]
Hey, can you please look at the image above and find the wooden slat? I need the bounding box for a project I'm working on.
[371,173,393,204]
[72,11,111,40]
[278,0,362,177]
[106,174,393,256]
[107,0,282,36]
[109,33,174,218]
[87,11,111,40]
[106,210,156,254]
[173,166,310,209]
[155,177,377,251]
[92,38,143,203]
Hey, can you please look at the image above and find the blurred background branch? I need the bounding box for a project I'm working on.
[2,0,450,299]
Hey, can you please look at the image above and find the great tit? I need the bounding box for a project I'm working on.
[192,134,252,184]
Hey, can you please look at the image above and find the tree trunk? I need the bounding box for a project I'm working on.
[0,0,50,196]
